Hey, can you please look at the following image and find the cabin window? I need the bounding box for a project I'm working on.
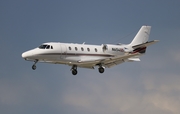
[87,48,90,52]
[75,47,78,51]
[51,46,53,49]
[95,48,97,52]
[69,47,71,50]
[81,47,84,51]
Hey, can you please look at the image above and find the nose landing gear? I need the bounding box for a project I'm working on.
[32,60,38,70]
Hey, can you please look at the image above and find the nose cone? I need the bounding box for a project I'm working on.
[22,52,27,58]
[22,50,34,59]
[22,48,40,61]
[22,51,29,59]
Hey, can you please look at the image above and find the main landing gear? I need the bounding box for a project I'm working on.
[71,65,78,75]
[70,65,105,75]
[98,67,105,73]
[97,64,105,73]
[32,60,38,70]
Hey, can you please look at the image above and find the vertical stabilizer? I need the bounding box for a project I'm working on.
[129,26,151,46]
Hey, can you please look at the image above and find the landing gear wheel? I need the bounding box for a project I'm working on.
[72,69,77,75]
[32,65,36,70]
[32,60,38,70]
[71,65,78,75]
[98,67,104,73]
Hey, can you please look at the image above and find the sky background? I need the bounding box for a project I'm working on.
[0,0,180,114]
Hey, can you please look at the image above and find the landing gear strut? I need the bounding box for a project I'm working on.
[71,65,78,75]
[32,60,38,70]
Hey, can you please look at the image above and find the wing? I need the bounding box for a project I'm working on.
[101,53,140,68]
[76,53,140,69]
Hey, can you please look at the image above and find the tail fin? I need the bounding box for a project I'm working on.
[129,26,151,46]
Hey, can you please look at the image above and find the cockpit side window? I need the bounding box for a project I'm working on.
[46,45,50,49]
[39,45,47,49]
[51,46,53,49]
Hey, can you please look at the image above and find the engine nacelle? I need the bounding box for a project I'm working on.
[102,44,133,53]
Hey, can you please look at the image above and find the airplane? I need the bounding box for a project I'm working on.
[22,25,158,75]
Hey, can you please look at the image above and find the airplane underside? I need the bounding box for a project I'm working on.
[30,59,106,75]
[25,52,143,75]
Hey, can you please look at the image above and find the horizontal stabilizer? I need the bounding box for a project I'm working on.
[132,40,159,49]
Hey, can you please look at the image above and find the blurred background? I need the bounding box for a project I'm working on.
[0,0,180,114]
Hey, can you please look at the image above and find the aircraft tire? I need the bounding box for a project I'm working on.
[72,69,77,75]
[98,67,104,73]
[32,65,36,70]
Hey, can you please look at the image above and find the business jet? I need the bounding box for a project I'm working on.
[22,26,158,75]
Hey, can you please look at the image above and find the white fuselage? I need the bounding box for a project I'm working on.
[22,42,128,65]
[22,26,158,75]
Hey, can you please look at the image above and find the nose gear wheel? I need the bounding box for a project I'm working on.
[32,60,38,70]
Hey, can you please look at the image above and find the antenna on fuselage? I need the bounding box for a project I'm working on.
[82,42,85,45]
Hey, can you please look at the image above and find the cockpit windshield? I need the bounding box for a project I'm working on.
[39,45,48,49]
[38,44,53,49]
